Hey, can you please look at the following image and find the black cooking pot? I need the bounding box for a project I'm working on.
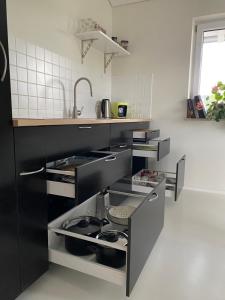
[62,216,109,256]
[92,230,128,268]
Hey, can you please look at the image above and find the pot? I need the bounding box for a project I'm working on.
[91,230,128,268]
[62,216,109,256]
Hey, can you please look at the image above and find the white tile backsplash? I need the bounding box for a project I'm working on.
[9,36,110,119]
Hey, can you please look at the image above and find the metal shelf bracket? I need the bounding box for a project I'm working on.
[104,53,115,73]
[81,39,96,64]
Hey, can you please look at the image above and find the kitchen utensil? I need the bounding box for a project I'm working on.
[91,230,128,268]
[107,206,135,226]
[101,99,111,119]
[62,216,109,256]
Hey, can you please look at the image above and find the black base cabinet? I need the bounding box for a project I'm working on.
[14,128,48,291]
[0,1,21,299]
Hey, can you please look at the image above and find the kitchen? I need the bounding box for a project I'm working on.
[1,0,225,300]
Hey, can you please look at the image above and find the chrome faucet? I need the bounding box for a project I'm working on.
[73,77,93,118]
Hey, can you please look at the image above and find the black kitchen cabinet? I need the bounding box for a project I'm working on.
[0,1,21,299]
[14,128,48,291]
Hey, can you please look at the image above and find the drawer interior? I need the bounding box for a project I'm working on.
[132,155,186,201]
[48,191,146,253]
[46,152,111,176]
[132,137,170,161]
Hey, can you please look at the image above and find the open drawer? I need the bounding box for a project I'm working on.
[48,175,166,297]
[132,137,170,161]
[46,149,132,203]
[132,155,186,201]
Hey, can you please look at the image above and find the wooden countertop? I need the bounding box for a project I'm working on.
[13,118,150,127]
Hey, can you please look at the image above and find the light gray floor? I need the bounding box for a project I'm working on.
[17,190,225,300]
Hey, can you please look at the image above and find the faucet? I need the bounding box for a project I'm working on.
[73,77,93,118]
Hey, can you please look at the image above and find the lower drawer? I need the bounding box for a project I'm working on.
[132,155,186,201]
[48,178,166,296]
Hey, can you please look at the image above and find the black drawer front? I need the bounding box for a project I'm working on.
[110,122,150,146]
[158,138,170,161]
[44,124,110,160]
[175,155,186,201]
[76,149,132,203]
[126,179,166,296]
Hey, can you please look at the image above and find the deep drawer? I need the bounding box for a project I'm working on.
[46,149,132,203]
[48,176,166,297]
[133,137,170,161]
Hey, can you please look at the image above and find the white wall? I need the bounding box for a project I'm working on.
[6,0,112,118]
[112,0,225,192]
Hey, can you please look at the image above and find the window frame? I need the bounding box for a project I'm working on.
[190,19,225,98]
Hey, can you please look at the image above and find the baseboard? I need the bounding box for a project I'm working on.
[184,187,225,196]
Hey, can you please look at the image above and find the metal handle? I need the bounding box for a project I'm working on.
[0,40,7,82]
[149,192,159,203]
[20,167,45,177]
[78,126,92,129]
[119,145,127,148]
[105,156,117,162]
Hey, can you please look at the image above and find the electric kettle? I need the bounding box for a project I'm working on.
[101,99,111,119]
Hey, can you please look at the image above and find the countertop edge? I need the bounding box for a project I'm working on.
[12,118,151,127]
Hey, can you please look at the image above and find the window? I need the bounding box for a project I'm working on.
[191,19,225,99]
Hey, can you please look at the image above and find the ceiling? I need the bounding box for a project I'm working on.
[108,0,150,7]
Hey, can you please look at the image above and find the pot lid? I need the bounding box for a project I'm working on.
[62,216,102,236]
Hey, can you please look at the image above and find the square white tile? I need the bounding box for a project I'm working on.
[45,75,53,87]
[18,108,29,117]
[17,67,27,82]
[29,109,38,118]
[53,88,60,100]
[45,62,53,75]
[28,83,37,97]
[38,98,46,110]
[53,65,59,77]
[17,53,27,68]
[37,59,45,73]
[29,97,38,110]
[37,72,45,85]
[19,95,29,108]
[37,85,46,98]
[18,81,28,95]
[27,56,36,71]
[46,87,53,99]
[28,70,36,84]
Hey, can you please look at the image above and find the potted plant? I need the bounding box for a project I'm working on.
[206,81,225,122]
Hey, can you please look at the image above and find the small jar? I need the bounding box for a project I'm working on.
[120,40,129,50]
